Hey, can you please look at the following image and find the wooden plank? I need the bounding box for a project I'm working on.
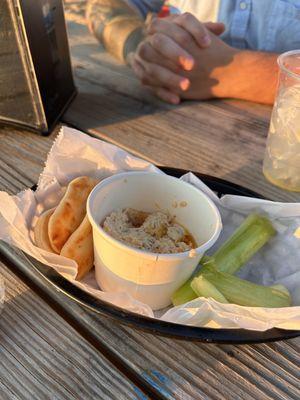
[74,315,300,400]
[64,91,299,203]
[0,125,55,192]
[0,260,146,400]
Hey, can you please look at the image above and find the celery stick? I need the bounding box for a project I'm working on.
[191,276,229,303]
[172,214,276,306]
[271,284,291,299]
[172,278,195,306]
[201,264,291,308]
[206,214,276,274]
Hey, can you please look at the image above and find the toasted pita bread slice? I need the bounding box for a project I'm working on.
[34,208,57,253]
[48,176,97,253]
[60,215,94,280]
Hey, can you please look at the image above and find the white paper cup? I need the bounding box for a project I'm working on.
[87,172,222,310]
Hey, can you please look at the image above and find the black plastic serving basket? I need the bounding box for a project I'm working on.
[1,167,299,344]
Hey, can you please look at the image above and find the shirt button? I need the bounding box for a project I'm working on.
[239,1,247,10]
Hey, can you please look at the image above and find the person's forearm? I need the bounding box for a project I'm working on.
[86,0,145,63]
[215,50,278,105]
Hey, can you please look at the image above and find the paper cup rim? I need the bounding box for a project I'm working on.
[87,171,222,260]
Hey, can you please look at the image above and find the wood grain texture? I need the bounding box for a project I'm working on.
[0,260,143,400]
[0,2,299,399]
[0,125,55,193]
[77,314,300,400]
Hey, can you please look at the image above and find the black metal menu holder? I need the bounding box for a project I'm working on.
[0,0,76,134]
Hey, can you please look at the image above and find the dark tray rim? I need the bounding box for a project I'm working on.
[7,167,300,344]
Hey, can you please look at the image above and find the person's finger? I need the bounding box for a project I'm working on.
[174,12,212,48]
[135,55,190,91]
[148,33,194,71]
[147,18,197,69]
[204,21,225,36]
[136,41,181,73]
[130,58,180,104]
[130,57,145,80]
[144,85,181,104]
[155,87,181,104]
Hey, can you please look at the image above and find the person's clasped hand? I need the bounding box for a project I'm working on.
[130,13,235,104]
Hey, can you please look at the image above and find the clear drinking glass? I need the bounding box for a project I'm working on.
[263,50,300,192]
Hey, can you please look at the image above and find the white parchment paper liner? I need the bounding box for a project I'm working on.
[0,127,299,330]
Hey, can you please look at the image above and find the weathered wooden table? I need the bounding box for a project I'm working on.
[0,2,300,399]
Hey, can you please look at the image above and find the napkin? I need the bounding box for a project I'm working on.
[0,126,299,331]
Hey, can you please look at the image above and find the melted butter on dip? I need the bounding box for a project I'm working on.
[102,208,196,254]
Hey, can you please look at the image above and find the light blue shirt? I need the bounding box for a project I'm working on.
[129,0,300,53]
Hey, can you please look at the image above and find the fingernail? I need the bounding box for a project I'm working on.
[179,56,194,71]
[201,34,211,47]
[184,57,194,71]
[180,78,190,91]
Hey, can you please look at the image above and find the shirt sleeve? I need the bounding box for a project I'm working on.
[128,0,164,18]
